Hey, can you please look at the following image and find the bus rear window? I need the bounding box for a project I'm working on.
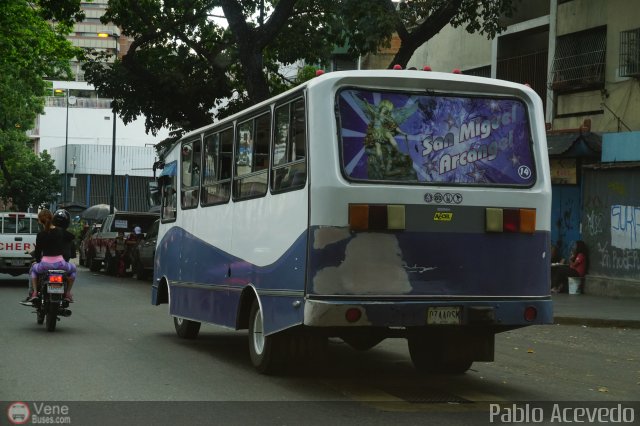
[338,89,535,186]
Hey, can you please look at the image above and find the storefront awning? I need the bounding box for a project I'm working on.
[546,132,602,157]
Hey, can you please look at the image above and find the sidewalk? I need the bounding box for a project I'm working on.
[552,293,640,329]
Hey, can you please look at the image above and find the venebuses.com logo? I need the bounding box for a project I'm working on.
[6,401,71,424]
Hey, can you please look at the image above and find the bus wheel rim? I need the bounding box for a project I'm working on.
[252,310,265,355]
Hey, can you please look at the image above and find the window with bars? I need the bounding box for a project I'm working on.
[619,28,640,78]
[551,26,606,92]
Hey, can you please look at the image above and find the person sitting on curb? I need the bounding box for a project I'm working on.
[550,240,588,293]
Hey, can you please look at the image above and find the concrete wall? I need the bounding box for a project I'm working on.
[582,166,640,296]
[408,25,492,72]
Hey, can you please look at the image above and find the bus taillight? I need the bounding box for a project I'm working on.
[524,306,537,322]
[349,204,405,231]
[485,208,536,234]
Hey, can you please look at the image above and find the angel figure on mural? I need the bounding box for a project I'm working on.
[355,96,419,180]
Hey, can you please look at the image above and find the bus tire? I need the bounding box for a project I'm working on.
[407,334,473,374]
[248,300,284,374]
[173,317,201,339]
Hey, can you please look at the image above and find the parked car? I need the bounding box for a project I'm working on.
[85,212,159,274]
[131,219,158,280]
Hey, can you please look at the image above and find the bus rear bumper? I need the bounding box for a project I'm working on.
[303,298,553,328]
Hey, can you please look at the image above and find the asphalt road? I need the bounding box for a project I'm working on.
[1,267,639,425]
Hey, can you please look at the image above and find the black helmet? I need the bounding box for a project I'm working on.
[52,209,71,229]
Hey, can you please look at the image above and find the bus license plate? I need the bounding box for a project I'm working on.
[47,283,65,294]
[427,307,461,325]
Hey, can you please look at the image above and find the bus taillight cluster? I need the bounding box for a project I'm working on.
[348,204,406,231]
[485,207,536,234]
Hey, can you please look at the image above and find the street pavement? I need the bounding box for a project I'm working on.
[552,293,640,329]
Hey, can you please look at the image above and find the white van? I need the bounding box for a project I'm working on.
[0,212,39,276]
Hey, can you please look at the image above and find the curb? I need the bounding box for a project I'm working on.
[553,316,640,329]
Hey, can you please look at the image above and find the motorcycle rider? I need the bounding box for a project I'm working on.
[26,209,77,303]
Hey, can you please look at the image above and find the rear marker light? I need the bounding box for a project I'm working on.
[345,308,362,323]
[485,208,503,232]
[519,209,537,233]
[524,306,537,322]
[387,205,406,230]
[503,209,520,233]
[349,204,369,231]
[349,204,405,231]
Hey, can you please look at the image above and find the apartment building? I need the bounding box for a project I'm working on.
[407,0,640,295]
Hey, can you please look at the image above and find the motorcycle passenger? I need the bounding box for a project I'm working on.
[27,209,77,303]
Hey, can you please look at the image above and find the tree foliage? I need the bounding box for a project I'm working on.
[82,0,514,140]
[0,134,60,211]
[0,1,81,210]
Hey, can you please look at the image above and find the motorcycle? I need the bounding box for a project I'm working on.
[30,269,72,332]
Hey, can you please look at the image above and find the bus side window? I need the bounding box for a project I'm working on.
[160,174,177,222]
[181,139,201,209]
[233,112,270,200]
[271,98,306,192]
[202,128,232,206]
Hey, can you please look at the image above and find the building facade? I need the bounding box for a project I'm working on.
[407,0,640,295]
[29,2,169,213]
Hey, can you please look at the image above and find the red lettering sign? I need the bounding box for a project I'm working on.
[0,242,33,251]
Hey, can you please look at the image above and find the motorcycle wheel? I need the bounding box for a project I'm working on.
[37,309,45,325]
[45,303,57,332]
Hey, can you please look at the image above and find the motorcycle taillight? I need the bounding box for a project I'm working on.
[48,275,64,283]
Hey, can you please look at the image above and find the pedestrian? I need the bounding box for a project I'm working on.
[550,240,588,293]
[115,230,126,277]
[124,226,143,273]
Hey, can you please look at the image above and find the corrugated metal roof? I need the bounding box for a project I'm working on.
[546,132,602,157]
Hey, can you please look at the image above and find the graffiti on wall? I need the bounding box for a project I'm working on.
[610,204,640,250]
[585,209,604,236]
[582,169,640,280]
[596,241,640,272]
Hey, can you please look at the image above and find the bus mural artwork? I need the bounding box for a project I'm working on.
[152,70,552,375]
[341,91,534,184]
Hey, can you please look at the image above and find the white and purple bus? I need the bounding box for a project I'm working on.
[152,69,552,374]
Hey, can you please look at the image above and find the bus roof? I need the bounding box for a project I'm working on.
[173,69,539,149]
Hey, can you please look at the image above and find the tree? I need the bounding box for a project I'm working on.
[82,0,514,138]
[0,134,60,211]
[0,1,81,210]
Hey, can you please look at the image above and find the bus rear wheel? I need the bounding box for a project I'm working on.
[248,300,286,374]
[174,317,201,339]
[407,333,473,374]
